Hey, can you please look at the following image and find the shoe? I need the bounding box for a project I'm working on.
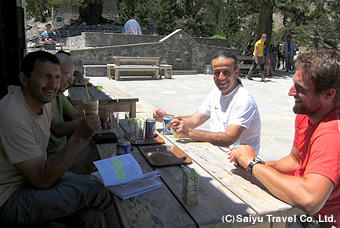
[246,75,253,80]
[285,69,288,72]
[261,78,266,82]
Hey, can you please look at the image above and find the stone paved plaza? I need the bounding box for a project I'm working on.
[90,69,296,161]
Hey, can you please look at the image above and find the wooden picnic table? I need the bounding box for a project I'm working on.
[96,119,303,228]
[108,56,161,80]
[67,82,139,118]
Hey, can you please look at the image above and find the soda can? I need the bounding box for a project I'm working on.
[162,116,173,135]
[117,139,131,155]
[145,118,156,138]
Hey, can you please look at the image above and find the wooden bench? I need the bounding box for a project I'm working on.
[237,56,268,76]
[160,64,172,79]
[107,56,161,80]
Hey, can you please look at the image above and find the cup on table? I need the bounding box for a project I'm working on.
[136,119,145,142]
[129,118,145,142]
[109,112,119,131]
[173,130,181,138]
[83,99,99,115]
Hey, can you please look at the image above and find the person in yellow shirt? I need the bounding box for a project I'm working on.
[246,33,267,82]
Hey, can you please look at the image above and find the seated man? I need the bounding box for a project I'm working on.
[0,51,117,226]
[48,52,112,174]
[228,49,340,227]
[153,51,261,155]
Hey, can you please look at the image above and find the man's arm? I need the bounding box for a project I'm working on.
[252,162,334,214]
[254,46,259,64]
[15,114,101,189]
[228,145,334,214]
[50,113,80,138]
[172,111,245,147]
[265,145,300,175]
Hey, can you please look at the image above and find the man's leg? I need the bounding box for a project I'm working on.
[286,54,292,72]
[246,58,257,80]
[0,175,119,227]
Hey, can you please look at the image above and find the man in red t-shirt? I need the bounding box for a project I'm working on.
[228,49,340,227]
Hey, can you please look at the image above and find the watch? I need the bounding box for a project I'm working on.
[247,157,265,176]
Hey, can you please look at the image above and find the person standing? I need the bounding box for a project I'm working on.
[153,51,261,155]
[228,49,340,228]
[246,33,267,82]
[282,35,297,72]
[39,23,59,50]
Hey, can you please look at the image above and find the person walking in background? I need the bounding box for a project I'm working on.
[228,49,340,228]
[282,35,297,72]
[246,33,267,82]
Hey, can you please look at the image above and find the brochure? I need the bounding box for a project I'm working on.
[91,153,161,199]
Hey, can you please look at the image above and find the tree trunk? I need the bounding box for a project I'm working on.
[77,1,107,25]
[258,1,273,45]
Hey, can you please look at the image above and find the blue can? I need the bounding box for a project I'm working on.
[145,118,156,138]
[162,116,173,135]
[117,139,131,155]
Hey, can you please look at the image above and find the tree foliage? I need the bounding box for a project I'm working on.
[26,0,340,50]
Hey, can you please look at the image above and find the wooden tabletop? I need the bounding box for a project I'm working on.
[67,82,139,118]
[112,56,160,66]
[98,120,303,227]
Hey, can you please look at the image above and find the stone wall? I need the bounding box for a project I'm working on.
[69,29,240,76]
[65,31,229,49]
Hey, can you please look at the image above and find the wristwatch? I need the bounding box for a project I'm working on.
[247,157,265,176]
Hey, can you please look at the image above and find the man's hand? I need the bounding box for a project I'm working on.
[170,115,191,138]
[153,108,168,122]
[227,145,255,168]
[98,107,113,125]
[74,113,102,141]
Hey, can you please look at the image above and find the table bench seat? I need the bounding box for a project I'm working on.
[160,64,172,79]
[113,65,160,80]
[237,56,268,76]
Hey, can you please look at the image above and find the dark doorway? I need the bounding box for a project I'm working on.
[0,1,26,99]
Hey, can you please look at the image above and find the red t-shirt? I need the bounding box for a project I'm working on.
[293,108,340,227]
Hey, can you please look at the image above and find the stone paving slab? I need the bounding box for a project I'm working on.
[89,69,296,161]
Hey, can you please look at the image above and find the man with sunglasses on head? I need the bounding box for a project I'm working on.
[154,51,261,155]
[47,52,111,174]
